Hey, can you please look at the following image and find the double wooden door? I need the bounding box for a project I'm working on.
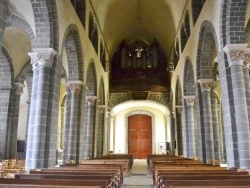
[128,115,152,159]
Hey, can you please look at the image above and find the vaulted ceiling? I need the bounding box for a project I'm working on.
[91,0,187,58]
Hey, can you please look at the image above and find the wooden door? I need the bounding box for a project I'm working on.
[128,115,152,159]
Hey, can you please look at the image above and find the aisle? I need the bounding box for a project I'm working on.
[122,159,153,188]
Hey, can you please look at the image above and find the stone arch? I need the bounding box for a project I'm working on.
[183,57,195,96]
[71,0,86,28]
[192,0,206,26]
[226,0,247,44]
[61,25,84,81]
[124,110,156,154]
[86,61,97,96]
[180,11,190,52]
[6,14,36,49]
[196,21,219,80]
[30,0,55,49]
[245,19,250,47]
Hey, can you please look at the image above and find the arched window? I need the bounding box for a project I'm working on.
[192,0,206,26]
[71,0,86,28]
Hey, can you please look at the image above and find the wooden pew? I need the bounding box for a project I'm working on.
[30,168,122,187]
[0,178,109,188]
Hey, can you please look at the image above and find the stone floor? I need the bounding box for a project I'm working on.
[122,159,154,188]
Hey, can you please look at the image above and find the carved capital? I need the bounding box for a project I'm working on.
[223,44,247,67]
[98,105,106,113]
[86,96,98,106]
[13,82,25,96]
[66,81,83,95]
[184,96,195,106]
[34,48,57,67]
[198,79,213,91]
[28,52,39,70]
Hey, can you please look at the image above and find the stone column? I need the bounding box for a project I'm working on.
[243,53,250,130]
[103,110,110,155]
[83,96,97,158]
[170,113,176,155]
[26,48,56,170]
[224,45,250,169]
[176,106,183,156]
[109,116,115,153]
[66,81,82,162]
[95,105,105,157]
[184,96,196,158]
[7,83,25,159]
[198,79,214,164]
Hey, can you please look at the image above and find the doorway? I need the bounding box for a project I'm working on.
[128,115,152,159]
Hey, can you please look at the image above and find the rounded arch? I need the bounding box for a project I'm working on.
[6,14,36,49]
[0,47,14,87]
[61,24,84,81]
[86,60,97,96]
[196,21,219,80]
[183,57,195,96]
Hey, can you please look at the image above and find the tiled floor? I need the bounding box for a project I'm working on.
[123,159,154,188]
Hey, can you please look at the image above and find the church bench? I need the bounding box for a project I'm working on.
[0,178,111,188]
[157,174,250,187]
[30,169,123,187]
[79,159,130,175]
[15,174,118,188]
[159,179,250,188]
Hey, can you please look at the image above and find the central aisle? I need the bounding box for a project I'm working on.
[123,159,154,188]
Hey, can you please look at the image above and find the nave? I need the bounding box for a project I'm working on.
[1,154,250,187]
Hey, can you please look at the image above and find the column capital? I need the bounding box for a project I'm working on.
[29,48,57,68]
[13,82,25,96]
[98,105,106,113]
[175,105,183,112]
[184,96,195,106]
[66,81,83,94]
[223,44,247,67]
[243,48,250,69]
[86,96,98,106]
[198,79,213,92]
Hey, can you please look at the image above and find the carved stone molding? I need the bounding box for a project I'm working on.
[223,44,247,67]
[184,96,195,106]
[28,52,39,70]
[86,96,98,106]
[13,82,25,96]
[243,49,250,69]
[198,79,213,92]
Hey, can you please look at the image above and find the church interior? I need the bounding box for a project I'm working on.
[1,0,250,187]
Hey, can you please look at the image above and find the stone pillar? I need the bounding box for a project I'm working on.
[176,106,183,156]
[95,105,105,157]
[243,53,250,130]
[66,81,82,162]
[170,113,176,155]
[211,81,222,165]
[25,48,56,170]
[184,96,196,158]
[83,96,97,158]
[224,45,250,169]
[198,79,214,164]
[7,83,25,159]
[103,110,110,155]
[109,116,115,153]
